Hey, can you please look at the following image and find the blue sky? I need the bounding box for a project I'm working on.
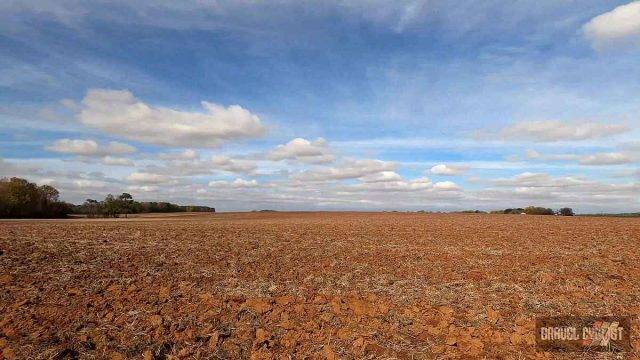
[1,0,639,212]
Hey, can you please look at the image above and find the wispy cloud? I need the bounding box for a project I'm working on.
[498,121,628,142]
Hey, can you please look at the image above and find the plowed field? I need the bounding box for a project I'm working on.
[1,212,639,359]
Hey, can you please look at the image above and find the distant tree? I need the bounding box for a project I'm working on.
[503,208,525,214]
[558,207,575,216]
[82,199,100,218]
[523,206,555,215]
[118,193,134,218]
[39,185,59,202]
[102,194,120,218]
[4,178,38,217]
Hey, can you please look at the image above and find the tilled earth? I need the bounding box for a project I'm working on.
[1,212,639,359]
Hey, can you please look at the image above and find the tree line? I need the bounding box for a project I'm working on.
[0,177,215,219]
[490,206,574,216]
[74,195,215,218]
[443,207,575,215]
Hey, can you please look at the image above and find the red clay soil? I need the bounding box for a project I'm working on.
[1,212,639,359]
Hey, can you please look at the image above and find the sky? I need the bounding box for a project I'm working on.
[1,0,639,213]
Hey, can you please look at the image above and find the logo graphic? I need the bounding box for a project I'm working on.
[536,316,631,352]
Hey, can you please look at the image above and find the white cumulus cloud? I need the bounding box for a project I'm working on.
[583,1,640,49]
[524,150,579,161]
[47,139,135,156]
[101,156,134,166]
[342,177,433,192]
[159,149,199,160]
[492,172,589,188]
[360,171,403,183]
[433,181,460,191]
[126,172,172,184]
[268,138,334,164]
[293,159,397,182]
[209,178,259,188]
[430,164,469,176]
[73,179,108,189]
[211,156,257,174]
[143,155,256,176]
[77,89,266,147]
